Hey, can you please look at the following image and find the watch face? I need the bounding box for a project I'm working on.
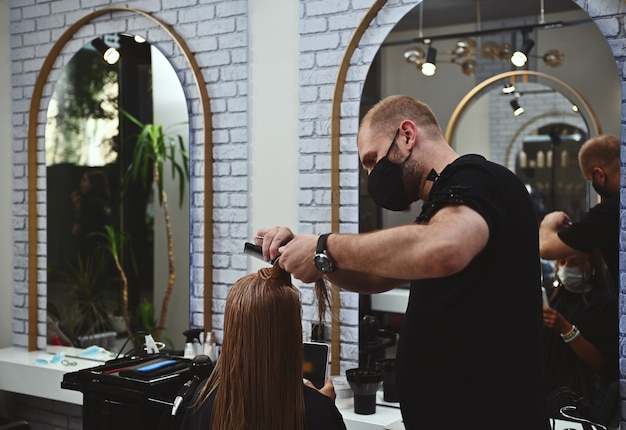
[314,253,333,273]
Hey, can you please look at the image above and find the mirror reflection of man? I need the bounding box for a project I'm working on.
[539,134,620,296]
[257,95,550,429]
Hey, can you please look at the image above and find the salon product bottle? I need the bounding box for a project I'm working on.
[193,339,203,356]
[518,150,527,168]
[205,331,218,362]
[536,150,545,168]
[184,342,195,359]
[546,150,553,168]
[183,328,204,358]
[561,150,569,168]
[203,339,213,359]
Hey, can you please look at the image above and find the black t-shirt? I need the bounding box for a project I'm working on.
[558,194,619,294]
[396,155,550,430]
[179,384,347,430]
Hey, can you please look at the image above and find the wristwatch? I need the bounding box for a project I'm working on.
[313,233,336,273]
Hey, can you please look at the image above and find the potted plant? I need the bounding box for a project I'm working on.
[121,111,190,340]
[91,225,136,338]
[47,252,117,347]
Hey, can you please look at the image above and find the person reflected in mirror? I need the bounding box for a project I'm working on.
[543,249,618,425]
[539,134,620,295]
[70,169,112,253]
[256,95,549,429]
[180,263,346,430]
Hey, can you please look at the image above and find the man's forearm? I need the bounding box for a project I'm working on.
[325,269,403,294]
[539,228,576,260]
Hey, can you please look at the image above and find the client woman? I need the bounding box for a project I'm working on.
[180,264,346,430]
[543,249,618,424]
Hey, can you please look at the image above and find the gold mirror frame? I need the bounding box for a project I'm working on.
[27,7,214,350]
[329,0,388,374]
[444,70,602,143]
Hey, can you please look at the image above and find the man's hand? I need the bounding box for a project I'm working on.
[540,211,572,232]
[255,227,295,263]
[276,234,321,283]
[256,228,324,283]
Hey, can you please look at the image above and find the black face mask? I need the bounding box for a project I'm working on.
[367,131,413,211]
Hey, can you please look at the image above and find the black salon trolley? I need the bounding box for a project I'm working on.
[62,354,213,430]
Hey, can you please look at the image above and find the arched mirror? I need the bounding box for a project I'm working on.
[27,7,213,352]
[45,33,190,350]
[354,0,620,417]
[447,69,606,217]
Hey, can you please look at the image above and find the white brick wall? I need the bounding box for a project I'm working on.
[7,0,626,427]
[9,1,248,426]
[9,0,249,359]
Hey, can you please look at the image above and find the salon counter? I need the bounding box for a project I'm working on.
[337,398,404,430]
[0,346,107,404]
[0,347,589,430]
[0,346,404,429]
[336,397,587,430]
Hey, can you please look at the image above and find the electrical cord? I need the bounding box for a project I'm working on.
[114,330,148,359]
[559,405,607,430]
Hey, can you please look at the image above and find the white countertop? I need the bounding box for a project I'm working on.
[0,347,589,430]
[370,289,409,314]
[340,407,403,430]
[337,394,404,430]
[0,346,405,428]
[337,404,587,430]
[0,346,109,405]
[0,345,404,428]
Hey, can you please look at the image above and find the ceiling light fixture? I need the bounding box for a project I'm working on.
[543,49,565,67]
[511,33,535,68]
[421,46,437,76]
[502,82,516,94]
[459,59,476,76]
[91,38,120,65]
[510,99,524,116]
[404,47,425,65]
[397,0,573,77]
[103,47,120,65]
[453,38,475,57]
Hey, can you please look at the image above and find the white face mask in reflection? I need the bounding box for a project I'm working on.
[557,266,592,293]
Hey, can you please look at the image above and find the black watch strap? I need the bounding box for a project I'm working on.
[316,233,332,254]
[314,233,336,273]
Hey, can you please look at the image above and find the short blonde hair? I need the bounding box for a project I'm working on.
[361,95,442,139]
[578,134,620,176]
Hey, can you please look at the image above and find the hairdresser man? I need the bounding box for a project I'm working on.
[539,134,620,295]
[256,95,549,429]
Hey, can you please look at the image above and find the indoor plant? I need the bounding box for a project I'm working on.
[122,111,189,340]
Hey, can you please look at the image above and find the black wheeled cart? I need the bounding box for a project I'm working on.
[62,354,212,430]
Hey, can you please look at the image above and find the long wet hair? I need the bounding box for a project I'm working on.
[192,264,306,430]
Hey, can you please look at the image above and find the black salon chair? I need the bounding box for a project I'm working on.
[597,379,620,430]
[0,420,31,430]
